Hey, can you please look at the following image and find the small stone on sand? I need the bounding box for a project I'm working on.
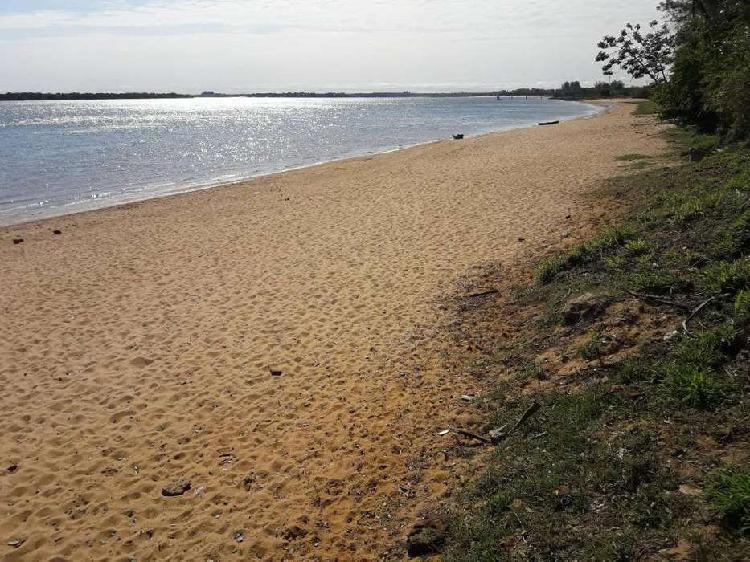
[161,480,191,497]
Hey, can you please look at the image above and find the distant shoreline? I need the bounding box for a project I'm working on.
[0,90,554,102]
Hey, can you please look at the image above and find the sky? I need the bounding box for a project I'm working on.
[0,0,663,93]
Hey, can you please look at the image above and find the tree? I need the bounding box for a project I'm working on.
[596,21,675,83]
[559,81,584,99]
[658,1,749,25]
[654,0,750,138]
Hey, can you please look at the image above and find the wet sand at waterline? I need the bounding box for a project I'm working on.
[0,103,667,560]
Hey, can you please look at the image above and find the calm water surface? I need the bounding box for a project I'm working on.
[0,96,600,225]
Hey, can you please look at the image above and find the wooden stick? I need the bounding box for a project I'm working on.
[493,401,542,444]
[466,289,499,299]
[625,290,691,311]
[449,427,492,445]
[682,295,720,335]
[450,401,543,446]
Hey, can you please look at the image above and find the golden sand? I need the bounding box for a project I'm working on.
[0,103,667,561]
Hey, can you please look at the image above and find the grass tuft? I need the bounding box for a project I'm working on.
[579,333,606,361]
[535,226,634,285]
[708,470,750,534]
[702,259,750,294]
[616,153,651,162]
[626,270,688,295]
[666,364,725,409]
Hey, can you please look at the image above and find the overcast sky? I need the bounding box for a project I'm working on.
[0,0,662,93]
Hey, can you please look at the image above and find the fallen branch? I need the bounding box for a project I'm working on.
[625,290,691,311]
[449,427,492,445]
[449,401,543,446]
[492,401,542,444]
[466,289,499,299]
[682,294,727,335]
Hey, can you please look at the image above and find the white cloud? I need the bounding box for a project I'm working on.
[0,0,663,91]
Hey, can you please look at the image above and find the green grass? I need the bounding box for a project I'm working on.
[634,99,661,116]
[666,364,726,409]
[443,126,750,560]
[616,153,651,162]
[666,127,720,154]
[579,333,606,360]
[535,226,634,285]
[702,259,750,293]
[709,470,750,534]
[535,256,566,285]
[675,323,739,367]
[735,290,750,319]
[626,270,689,295]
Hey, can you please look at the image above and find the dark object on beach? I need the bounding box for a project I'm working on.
[53,229,62,235]
[12,238,23,245]
[269,366,283,377]
[162,480,191,497]
[539,120,560,126]
[518,237,526,242]
[466,289,499,300]
[689,146,712,162]
[562,293,607,326]
[7,464,18,473]
[242,473,257,491]
[452,134,464,140]
[407,517,447,557]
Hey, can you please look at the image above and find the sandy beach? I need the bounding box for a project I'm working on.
[0,102,667,561]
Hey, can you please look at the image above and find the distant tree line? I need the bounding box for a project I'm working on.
[597,0,750,140]
[0,92,192,101]
[2,90,552,101]
[552,80,650,101]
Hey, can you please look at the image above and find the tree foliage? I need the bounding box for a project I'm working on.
[596,21,674,83]
[596,0,750,140]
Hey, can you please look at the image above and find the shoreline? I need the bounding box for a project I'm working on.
[0,101,667,560]
[0,100,603,229]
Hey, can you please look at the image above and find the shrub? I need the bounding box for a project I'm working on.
[536,256,566,285]
[580,336,605,361]
[702,260,750,294]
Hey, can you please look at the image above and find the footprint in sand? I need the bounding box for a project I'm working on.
[130,357,154,368]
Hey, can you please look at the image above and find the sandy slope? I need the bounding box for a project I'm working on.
[0,102,667,561]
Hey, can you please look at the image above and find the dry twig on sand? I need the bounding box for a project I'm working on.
[449,401,542,446]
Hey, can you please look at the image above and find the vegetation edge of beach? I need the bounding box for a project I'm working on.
[427,101,750,560]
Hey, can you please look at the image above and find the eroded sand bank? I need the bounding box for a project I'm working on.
[0,103,667,560]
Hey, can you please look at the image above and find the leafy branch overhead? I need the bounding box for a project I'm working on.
[596,21,675,83]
